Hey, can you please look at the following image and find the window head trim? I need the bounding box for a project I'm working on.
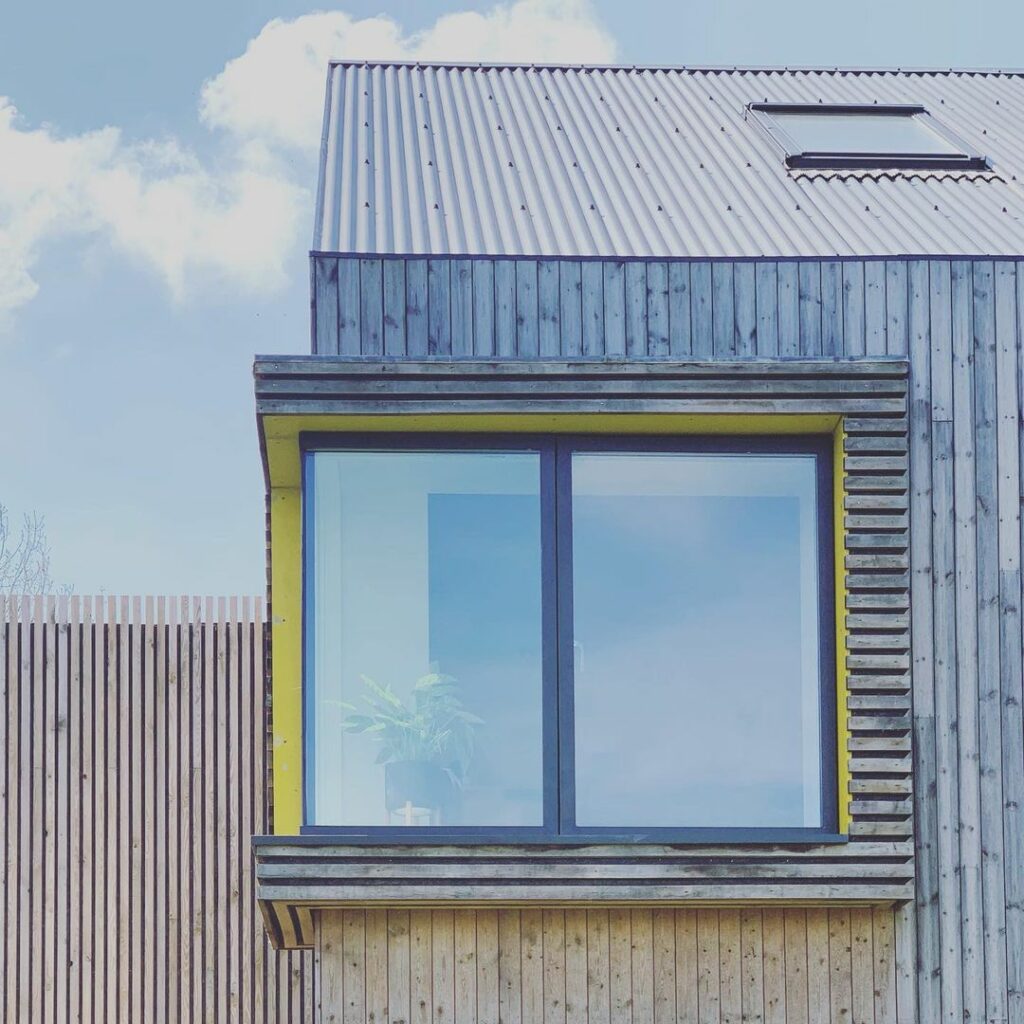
[299,431,840,845]
[749,102,989,170]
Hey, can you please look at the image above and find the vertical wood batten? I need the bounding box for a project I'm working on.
[646,261,670,357]
[1001,263,1024,1024]
[472,259,496,357]
[972,261,1009,1024]
[313,257,340,355]
[733,262,756,358]
[383,259,407,357]
[539,259,562,358]
[624,260,648,358]
[777,261,800,357]
[952,260,985,1024]
[558,261,583,358]
[906,258,933,1024]
[711,261,735,357]
[0,598,309,1024]
[338,259,361,356]
[755,261,779,357]
[798,261,822,357]
[451,258,474,357]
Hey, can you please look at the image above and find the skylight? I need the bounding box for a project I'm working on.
[750,103,988,170]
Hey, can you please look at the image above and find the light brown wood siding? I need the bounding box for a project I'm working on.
[0,595,312,1024]
[313,906,903,1024]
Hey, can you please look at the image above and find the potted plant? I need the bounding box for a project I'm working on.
[339,673,483,824]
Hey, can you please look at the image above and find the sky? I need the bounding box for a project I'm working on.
[1,0,1022,596]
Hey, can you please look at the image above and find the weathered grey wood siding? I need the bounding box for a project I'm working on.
[311,256,911,360]
[0,596,312,1024]
[306,254,1024,1024]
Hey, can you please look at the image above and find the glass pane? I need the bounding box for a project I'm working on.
[771,111,959,155]
[571,451,823,829]
[309,449,544,828]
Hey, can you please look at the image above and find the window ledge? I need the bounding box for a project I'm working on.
[253,835,914,949]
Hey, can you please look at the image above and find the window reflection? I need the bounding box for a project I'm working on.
[310,450,544,827]
[570,452,822,829]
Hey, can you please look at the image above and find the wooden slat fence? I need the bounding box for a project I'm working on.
[0,595,311,1024]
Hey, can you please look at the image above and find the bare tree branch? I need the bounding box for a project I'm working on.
[0,504,55,595]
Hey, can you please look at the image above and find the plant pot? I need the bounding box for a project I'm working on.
[384,760,455,822]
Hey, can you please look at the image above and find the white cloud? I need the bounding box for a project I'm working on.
[0,101,305,321]
[200,1,617,152]
[0,1,616,322]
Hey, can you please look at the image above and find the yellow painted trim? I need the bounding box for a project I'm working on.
[833,421,852,834]
[270,484,303,836]
[263,410,852,837]
[262,413,841,489]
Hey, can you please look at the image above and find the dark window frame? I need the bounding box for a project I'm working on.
[299,431,841,845]
[748,102,989,171]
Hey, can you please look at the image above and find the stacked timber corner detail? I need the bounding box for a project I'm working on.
[253,358,914,950]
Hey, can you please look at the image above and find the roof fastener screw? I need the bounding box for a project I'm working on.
[590,203,596,210]
[520,204,526,210]
[434,203,439,209]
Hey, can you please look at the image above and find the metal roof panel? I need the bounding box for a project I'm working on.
[315,63,1024,258]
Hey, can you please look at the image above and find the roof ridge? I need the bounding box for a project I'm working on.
[326,59,1024,77]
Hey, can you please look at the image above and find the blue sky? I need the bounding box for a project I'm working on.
[1,0,1021,596]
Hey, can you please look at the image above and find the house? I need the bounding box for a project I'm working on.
[252,62,1024,1024]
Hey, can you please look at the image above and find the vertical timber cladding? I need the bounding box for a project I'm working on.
[306,254,1024,1024]
[0,596,312,1024]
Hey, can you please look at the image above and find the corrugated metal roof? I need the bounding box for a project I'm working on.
[314,62,1024,258]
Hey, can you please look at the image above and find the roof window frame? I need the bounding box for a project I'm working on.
[748,102,989,170]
